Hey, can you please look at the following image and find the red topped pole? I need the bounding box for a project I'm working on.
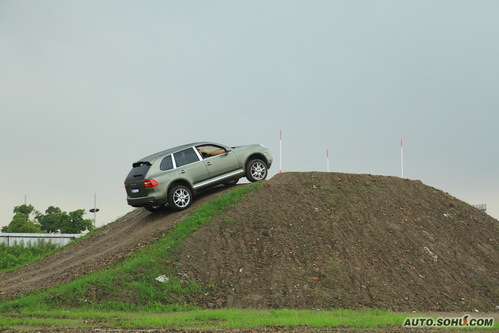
[279,130,283,173]
[400,139,404,178]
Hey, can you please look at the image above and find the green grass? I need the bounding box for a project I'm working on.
[0,242,58,273]
[0,308,412,331]
[0,214,126,275]
[1,308,497,331]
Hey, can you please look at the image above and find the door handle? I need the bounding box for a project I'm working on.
[180,169,186,174]
[206,162,212,166]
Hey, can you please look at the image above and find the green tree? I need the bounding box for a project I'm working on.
[63,209,93,233]
[1,204,42,233]
[36,206,93,234]
[35,206,66,233]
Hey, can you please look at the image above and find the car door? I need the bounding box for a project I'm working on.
[198,145,241,178]
[173,147,210,187]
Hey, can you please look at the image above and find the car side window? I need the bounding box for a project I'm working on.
[160,155,173,171]
[196,145,226,159]
[174,148,200,167]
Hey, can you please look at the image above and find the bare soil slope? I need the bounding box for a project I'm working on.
[0,186,233,300]
[174,172,498,312]
[1,172,497,313]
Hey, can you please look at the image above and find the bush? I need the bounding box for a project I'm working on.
[0,242,57,270]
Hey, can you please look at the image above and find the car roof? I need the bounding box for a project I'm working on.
[135,142,225,163]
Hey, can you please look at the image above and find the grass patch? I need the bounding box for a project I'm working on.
[1,308,497,331]
[0,242,58,273]
[2,308,498,331]
[0,215,126,275]
[0,308,417,331]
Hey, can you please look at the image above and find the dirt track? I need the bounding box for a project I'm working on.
[0,186,232,300]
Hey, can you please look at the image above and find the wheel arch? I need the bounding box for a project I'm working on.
[245,153,270,169]
[167,179,194,194]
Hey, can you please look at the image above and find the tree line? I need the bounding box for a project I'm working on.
[1,204,94,234]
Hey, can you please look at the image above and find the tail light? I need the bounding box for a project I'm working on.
[144,179,159,188]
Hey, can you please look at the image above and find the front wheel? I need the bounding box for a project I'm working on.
[245,159,268,182]
[168,185,193,211]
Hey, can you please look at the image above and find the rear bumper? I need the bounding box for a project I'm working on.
[127,195,167,208]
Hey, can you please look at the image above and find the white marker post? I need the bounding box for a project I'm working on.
[326,149,330,172]
[400,139,404,178]
[279,130,283,173]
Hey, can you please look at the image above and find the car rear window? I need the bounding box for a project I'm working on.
[174,148,199,167]
[160,155,173,171]
[125,162,151,181]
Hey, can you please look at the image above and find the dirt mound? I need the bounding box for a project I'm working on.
[1,172,497,313]
[174,172,498,312]
[0,186,234,300]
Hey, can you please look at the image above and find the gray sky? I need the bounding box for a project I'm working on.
[1,0,498,229]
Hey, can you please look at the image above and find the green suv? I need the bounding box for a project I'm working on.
[124,142,273,212]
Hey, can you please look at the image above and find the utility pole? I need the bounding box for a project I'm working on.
[89,193,99,228]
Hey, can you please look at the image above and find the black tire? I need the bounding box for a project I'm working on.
[245,159,268,182]
[144,204,166,212]
[224,178,239,187]
[167,184,193,211]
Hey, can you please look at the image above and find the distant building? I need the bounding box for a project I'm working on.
[473,204,487,212]
[0,233,82,247]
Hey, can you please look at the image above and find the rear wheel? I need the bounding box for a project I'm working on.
[168,185,192,211]
[245,159,268,182]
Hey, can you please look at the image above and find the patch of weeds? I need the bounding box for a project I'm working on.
[332,220,346,226]
[307,180,320,187]
[220,216,238,224]
[325,187,340,201]
[340,186,356,193]
[328,260,343,272]
[313,290,333,305]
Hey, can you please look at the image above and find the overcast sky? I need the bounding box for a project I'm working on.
[1,1,498,229]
